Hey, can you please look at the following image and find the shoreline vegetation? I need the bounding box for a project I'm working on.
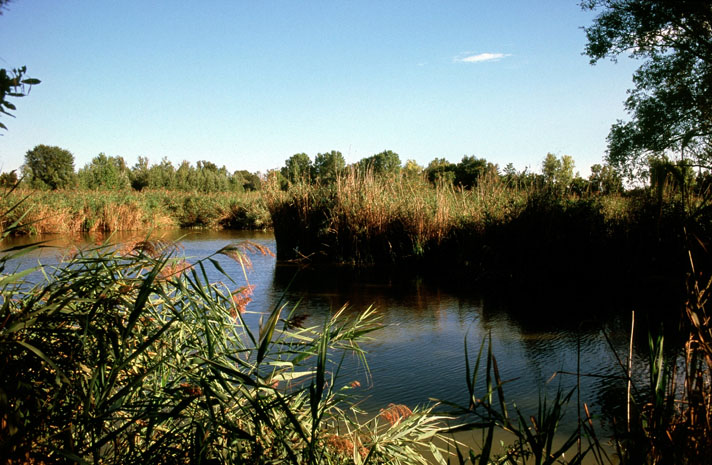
[0,189,271,233]
[1,228,710,463]
[265,169,711,314]
[3,153,712,462]
[3,149,710,313]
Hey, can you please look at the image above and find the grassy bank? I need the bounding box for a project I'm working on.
[0,188,272,234]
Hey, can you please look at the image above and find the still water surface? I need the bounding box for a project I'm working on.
[4,229,637,435]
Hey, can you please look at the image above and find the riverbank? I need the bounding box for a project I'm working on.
[264,171,712,316]
[0,188,272,234]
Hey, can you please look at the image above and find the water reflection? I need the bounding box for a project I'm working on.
[268,261,630,430]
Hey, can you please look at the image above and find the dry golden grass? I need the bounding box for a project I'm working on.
[0,188,268,234]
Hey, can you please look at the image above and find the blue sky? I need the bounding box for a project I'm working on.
[0,0,639,176]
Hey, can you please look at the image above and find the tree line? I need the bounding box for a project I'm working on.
[4,143,711,197]
[2,144,261,193]
[275,149,626,195]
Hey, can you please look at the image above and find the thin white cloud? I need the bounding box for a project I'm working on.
[456,52,510,63]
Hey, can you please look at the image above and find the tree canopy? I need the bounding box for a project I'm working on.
[78,154,131,190]
[281,153,312,183]
[313,151,345,184]
[357,150,402,176]
[583,0,712,179]
[23,145,76,189]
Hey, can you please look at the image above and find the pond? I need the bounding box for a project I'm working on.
[2,229,639,442]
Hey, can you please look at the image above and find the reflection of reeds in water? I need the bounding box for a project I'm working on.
[443,249,712,464]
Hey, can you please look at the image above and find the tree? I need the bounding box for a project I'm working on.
[146,157,176,189]
[583,0,712,179]
[542,153,561,186]
[503,163,519,187]
[130,156,151,191]
[357,150,401,176]
[233,170,261,191]
[541,153,575,194]
[589,163,623,194]
[78,153,131,190]
[281,153,312,183]
[402,159,424,180]
[23,144,75,189]
[425,158,456,185]
[455,156,494,189]
[313,150,345,184]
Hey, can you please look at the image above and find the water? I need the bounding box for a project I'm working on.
[1,230,636,436]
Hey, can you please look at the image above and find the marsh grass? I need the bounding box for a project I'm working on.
[602,253,712,464]
[0,189,271,234]
[3,179,712,463]
[264,169,532,264]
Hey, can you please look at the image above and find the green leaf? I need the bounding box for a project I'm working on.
[0,265,41,286]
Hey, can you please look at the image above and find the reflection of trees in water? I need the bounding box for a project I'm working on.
[268,261,661,428]
[270,264,485,326]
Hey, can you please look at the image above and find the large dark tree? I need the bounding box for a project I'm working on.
[23,144,76,189]
[583,1,712,180]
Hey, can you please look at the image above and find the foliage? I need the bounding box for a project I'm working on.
[0,4,41,132]
[0,229,455,463]
[445,335,600,464]
[23,144,76,190]
[78,153,132,190]
[425,158,456,185]
[402,159,424,180]
[583,0,712,179]
[282,153,313,184]
[454,156,498,189]
[356,150,402,177]
[130,156,151,191]
[0,170,18,188]
[589,163,623,194]
[0,189,271,233]
[540,153,575,195]
[234,169,262,192]
[0,66,40,133]
[313,151,345,184]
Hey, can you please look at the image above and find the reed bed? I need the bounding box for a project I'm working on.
[2,188,712,463]
[0,232,456,464]
[264,170,650,283]
[0,188,271,234]
[264,170,533,264]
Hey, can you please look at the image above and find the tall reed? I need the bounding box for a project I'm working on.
[264,169,531,264]
[0,188,271,234]
[0,233,454,464]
